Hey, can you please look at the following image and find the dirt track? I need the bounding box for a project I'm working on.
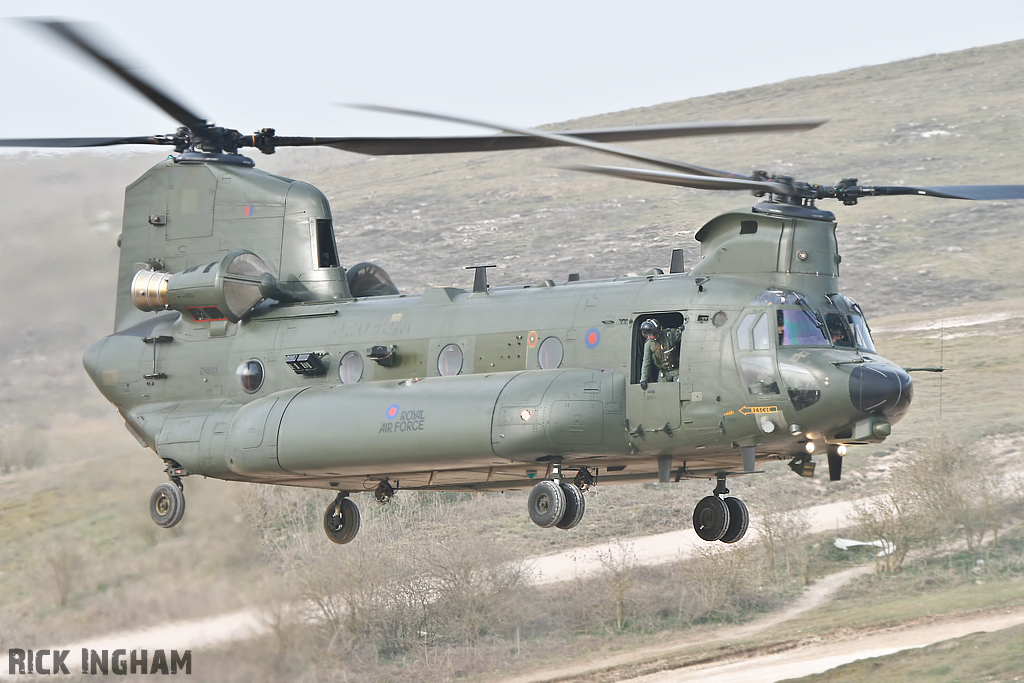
[2,495,1017,682]
[629,606,1024,682]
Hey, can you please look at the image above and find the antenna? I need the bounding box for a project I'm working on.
[669,248,685,273]
[465,264,497,293]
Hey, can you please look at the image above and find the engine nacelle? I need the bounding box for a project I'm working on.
[131,249,274,323]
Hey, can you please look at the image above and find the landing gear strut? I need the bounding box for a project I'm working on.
[323,493,361,544]
[528,461,587,530]
[692,474,749,543]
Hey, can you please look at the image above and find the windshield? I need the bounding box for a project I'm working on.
[848,313,876,352]
[836,294,877,352]
[823,312,854,348]
[777,309,829,346]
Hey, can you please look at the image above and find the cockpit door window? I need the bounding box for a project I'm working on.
[752,313,771,350]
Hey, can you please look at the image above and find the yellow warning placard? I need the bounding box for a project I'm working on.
[739,405,779,415]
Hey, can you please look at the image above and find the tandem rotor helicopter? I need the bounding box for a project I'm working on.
[7,20,1024,546]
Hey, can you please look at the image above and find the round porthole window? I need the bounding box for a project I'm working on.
[437,343,464,376]
[237,359,265,393]
[338,350,364,384]
[537,336,564,369]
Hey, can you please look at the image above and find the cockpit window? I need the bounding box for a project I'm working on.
[753,313,771,350]
[777,309,829,346]
[740,357,780,395]
[736,312,772,350]
[837,295,877,352]
[736,313,756,351]
[753,289,804,306]
[823,312,854,348]
[779,362,822,410]
[848,314,876,352]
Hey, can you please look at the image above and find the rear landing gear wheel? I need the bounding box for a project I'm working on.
[556,481,586,530]
[150,482,186,528]
[720,497,749,544]
[693,495,730,541]
[323,496,361,544]
[528,480,566,528]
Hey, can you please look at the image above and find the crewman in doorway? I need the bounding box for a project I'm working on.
[640,319,682,384]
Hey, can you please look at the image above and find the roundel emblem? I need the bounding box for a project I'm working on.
[585,327,600,349]
[527,331,539,348]
[386,404,400,420]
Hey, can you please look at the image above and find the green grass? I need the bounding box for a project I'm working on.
[787,624,1024,682]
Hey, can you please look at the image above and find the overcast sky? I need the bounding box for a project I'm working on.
[1,0,1023,144]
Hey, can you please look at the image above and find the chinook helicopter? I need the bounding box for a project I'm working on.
[8,21,1024,547]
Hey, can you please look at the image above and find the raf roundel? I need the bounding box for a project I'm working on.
[585,327,601,349]
[386,404,400,420]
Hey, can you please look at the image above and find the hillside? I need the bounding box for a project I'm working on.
[2,38,1024,683]
[2,40,1024,424]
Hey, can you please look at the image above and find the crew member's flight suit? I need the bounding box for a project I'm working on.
[641,326,682,383]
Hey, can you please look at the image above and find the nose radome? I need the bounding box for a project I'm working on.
[849,364,913,420]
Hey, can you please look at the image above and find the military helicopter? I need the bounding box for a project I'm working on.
[8,20,1024,547]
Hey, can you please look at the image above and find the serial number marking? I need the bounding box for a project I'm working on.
[200,366,219,375]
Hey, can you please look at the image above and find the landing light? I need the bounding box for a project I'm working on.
[805,442,816,454]
[836,444,848,456]
[520,409,532,421]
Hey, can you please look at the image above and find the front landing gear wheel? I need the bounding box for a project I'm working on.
[323,497,361,544]
[528,480,566,528]
[693,495,730,541]
[150,482,185,528]
[720,497,749,544]
[556,482,586,530]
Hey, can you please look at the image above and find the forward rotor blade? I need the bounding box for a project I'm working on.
[0,135,173,148]
[295,117,825,156]
[567,164,791,194]
[26,19,207,130]
[348,104,760,178]
[862,185,1024,200]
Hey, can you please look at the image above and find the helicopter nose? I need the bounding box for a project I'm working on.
[849,364,913,420]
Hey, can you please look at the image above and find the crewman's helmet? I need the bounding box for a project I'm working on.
[640,319,661,338]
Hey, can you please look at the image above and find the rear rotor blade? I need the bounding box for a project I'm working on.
[568,164,791,194]
[349,104,760,178]
[26,19,207,130]
[862,184,1024,200]
[296,117,826,156]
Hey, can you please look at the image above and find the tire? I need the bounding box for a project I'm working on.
[528,480,566,528]
[692,495,730,541]
[720,497,749,544]
[323,497,361,544]
[150,482,186,528]
[556,482,586,530]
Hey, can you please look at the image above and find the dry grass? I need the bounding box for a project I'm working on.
[3,40,1024,681]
